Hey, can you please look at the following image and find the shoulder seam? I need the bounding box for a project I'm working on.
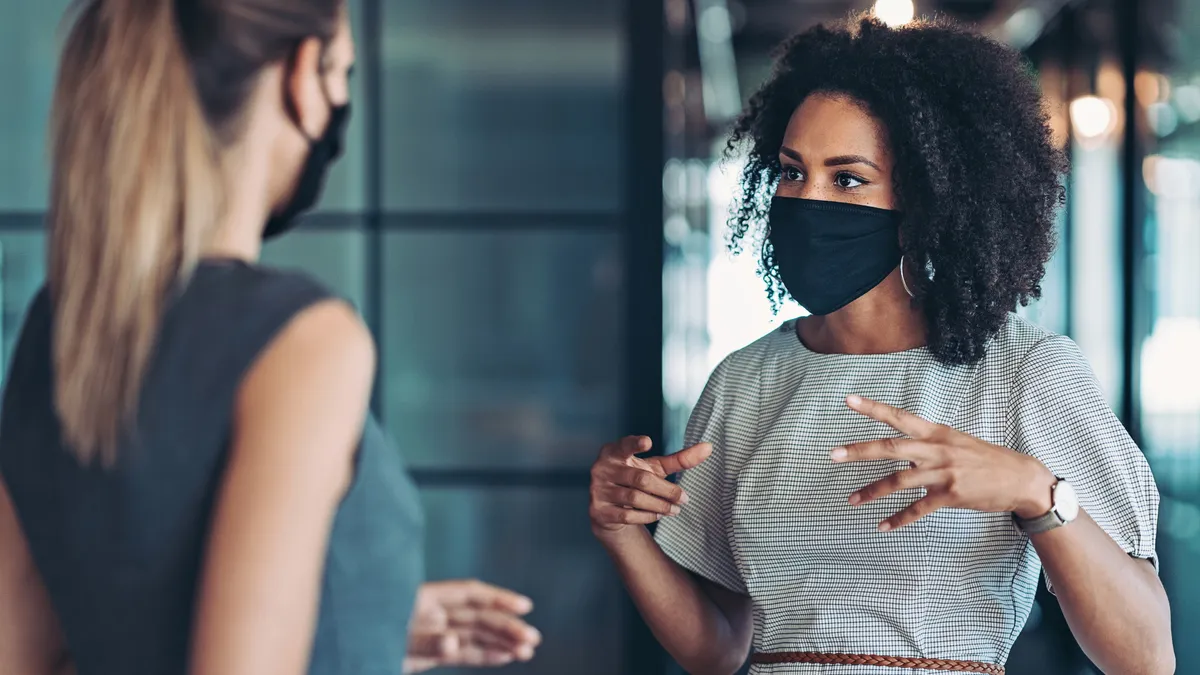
[1003,332,1062,444]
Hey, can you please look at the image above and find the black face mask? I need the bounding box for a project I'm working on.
[263,92,351,240]
[767,196,903,316]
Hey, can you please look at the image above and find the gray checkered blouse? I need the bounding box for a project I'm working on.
[654,314,1159,674]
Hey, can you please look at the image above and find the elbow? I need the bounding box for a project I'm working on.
[1147,643,1175,675]
[1122,637,1175,675]
[1100,644,1174,675]
[1083,618,1174,675]
[1146,602,1175,674]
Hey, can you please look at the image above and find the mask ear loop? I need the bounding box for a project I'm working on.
[900,255,915,298]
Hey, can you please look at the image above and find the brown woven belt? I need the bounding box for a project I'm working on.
[750,652,1004,674]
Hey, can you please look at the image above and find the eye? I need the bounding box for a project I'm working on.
[835,172,866,189]
[782,165,805,182]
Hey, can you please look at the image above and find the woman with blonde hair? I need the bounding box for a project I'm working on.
[0,1,540,673]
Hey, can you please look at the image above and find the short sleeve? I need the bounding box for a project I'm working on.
[653,357,747,595]
[1006,335,1160,591]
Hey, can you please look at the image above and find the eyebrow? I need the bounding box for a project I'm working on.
[779,147,882,172]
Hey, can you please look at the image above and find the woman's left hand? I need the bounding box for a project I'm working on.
[404,580,542,673]
[832,395,1057,532]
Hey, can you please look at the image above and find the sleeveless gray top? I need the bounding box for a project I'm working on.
[0,260,424,675]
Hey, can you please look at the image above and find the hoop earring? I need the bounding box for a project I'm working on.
[900,255,915,298]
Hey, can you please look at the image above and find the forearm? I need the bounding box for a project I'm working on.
[1033,510,1173,674]
[597,527,748,675]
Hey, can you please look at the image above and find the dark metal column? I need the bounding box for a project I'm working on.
[1061,5,1077,339]
[361,0,385,419]
[1117,0,1144,443]
[623,0,668,673]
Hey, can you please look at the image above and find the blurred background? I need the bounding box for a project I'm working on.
[0,0,1196,673]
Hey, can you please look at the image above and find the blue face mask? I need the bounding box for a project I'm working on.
[767,197,903,315]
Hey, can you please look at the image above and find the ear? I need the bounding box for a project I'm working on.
[284,36,330,140]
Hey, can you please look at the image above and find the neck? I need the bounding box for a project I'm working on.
[797,268,926,355]
[203,148,272,263]
[205,214,264,263]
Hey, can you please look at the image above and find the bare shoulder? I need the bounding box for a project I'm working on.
[250,298,375,383]
[234,299,376,473]
[191,299,378,675]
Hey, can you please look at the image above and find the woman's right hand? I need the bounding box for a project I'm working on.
[588,436,713,538]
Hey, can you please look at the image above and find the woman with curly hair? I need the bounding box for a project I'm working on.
[588,15,1172,675]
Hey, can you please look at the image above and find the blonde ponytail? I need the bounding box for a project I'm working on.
[49,0,222,464]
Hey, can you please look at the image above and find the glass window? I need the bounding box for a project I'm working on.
[0,0,362,214]
[1137,1,1200,669]
[420,487,625,675]
[379,0,625,211]
[1140,153,1200,486]
[1017,198,1069,336]
[0,1,71,210]
[0,230,47,375]
[259,224,368,311]
[1017,63,1070,336]
[380,229,623,469]
[698,160,804,370]
[1069,126,1125,411]
[1141,1,1200,500]
[0,226,371,373]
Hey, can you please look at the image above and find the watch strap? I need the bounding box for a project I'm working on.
[1015,509,1064,534]
[1015,476,1072,534]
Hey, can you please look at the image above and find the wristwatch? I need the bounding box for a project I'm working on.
[1015,477,1079,534]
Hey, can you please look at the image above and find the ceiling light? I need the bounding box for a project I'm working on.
[873,0,914,28]
[1069,95,1116,141]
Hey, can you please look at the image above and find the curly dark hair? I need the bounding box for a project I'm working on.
[728,15,1068,365]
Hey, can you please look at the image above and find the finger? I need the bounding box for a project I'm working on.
[511,641,538,662]
[453,627,540,665]
[406,630,459,659]
[447,628,537,665]
[422,580,534,615]
[407,604,449,633]
[631,455,669,479]
[412,630,521,668]
[456,623,529,652]
[607,435,652,459]
[453,642,525,666]
[849,469,940,505]
[601,485,680,516]
[611,466,687,504]
[457,633,538,663]
[448,607,542,646]
[402,655,439,673]
[845,395,939,439]
[879,494,946,532]
[466,582,534,615]
[591,504,663,526]
[464,649,521,666]
[653,442,713,476]
[831,437,930,463]
[409,588,450,631]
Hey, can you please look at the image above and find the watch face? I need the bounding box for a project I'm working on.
[1054,480,1080,522]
